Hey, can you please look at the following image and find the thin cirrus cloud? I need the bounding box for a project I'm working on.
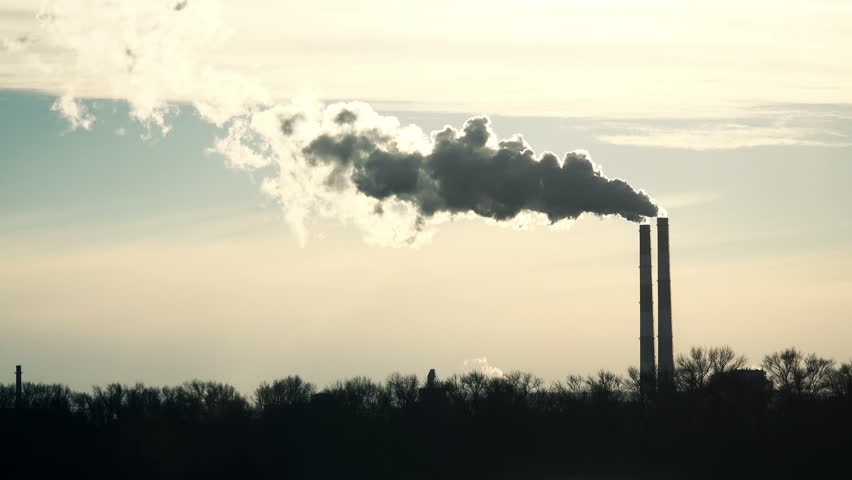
[596,124,852,150]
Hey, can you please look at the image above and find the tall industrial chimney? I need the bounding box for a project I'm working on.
[639,225,656,397]
[657,218,675,393]
[15,365,22,409]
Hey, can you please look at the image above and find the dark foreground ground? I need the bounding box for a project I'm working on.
[2,395,850,479]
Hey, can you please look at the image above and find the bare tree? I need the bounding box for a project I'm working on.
[552,374,587,402]
[324,376,383,414]
[18,383,74,411]
[708,346,748,375]
[676,347,713,392]
[162,380,249,420]
[459,371,489,409]
[442,374,463,406]
[676,346,748,392]
[384,372,419,409]
[504,371,544,398]
[585,370,625,404]
[440,371,493,412]
[69,391,95,418]
[123,383,163,417]
[255,375,315,411]
[546,376,584,412]
[762,347,835,398]
[501,370,544,407]
[0,384,14,408]
[91,383,125,423]
[828,361,852,400]
[625,367,642,400]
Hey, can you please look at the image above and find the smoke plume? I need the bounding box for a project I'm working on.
[13,0,660,247]
[463,357,505,379]
[214,101,659,246]
[304,110,658,223]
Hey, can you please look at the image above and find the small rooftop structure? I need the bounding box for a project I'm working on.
[419,368,447,408]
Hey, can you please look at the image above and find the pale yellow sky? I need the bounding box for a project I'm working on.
[3,211,850,391]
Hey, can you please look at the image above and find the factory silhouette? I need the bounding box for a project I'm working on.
[2,219,851,479]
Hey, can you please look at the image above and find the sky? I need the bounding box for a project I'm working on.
[1,0,851,393]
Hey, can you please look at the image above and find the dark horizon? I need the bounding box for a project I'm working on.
[3,344,851,479]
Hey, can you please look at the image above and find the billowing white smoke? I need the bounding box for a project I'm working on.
[213,100,660,246]
[31,0,267,133]
[213,99,445,246]
[9,0,659,247]
[463,357,505,379]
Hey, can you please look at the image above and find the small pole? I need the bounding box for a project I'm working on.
[15,365,22,409]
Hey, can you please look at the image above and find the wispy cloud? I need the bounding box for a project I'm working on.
[594,106,852,150]
[597,124,851,150]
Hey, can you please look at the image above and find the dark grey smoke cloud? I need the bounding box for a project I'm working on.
[300,116,659,223]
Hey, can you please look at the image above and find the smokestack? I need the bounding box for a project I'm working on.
[657,218,674,393]
[15,365,22,409]
[639,225,656,398]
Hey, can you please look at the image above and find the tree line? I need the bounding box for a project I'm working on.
[3,346,849,415]
[1,345,850,479]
